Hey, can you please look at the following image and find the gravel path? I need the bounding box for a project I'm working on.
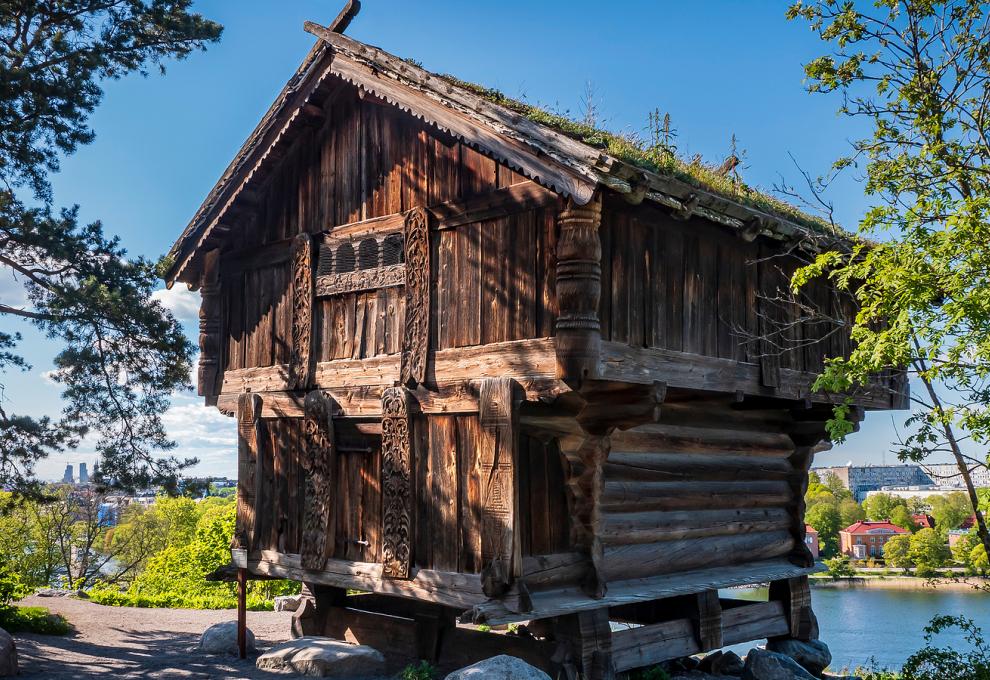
[13,595,297,679]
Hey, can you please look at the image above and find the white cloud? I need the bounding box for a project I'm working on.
[151,285,200,326]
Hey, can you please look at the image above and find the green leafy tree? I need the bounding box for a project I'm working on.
[807,501,843,556]
[899,616,990,680]
[787,0,990,571]
[839,498,866,528]
[930,492,972,533]
[824,555,855,579]
[971,543,989,576]
[884,533,913,572]
[863,494,908,522]
[821,471,852,501]
[891,505,918,533]
[0,1,222,494]
[910,528,951,574]
[908,497,931,515]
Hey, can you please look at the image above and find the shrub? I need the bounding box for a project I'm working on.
[629,666,672,680]
[400,660,438,680]
[0,606,70,635]
[899,615,990,680]
[824,556,856,579]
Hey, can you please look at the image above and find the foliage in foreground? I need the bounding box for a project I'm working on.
[88,500,298,610]
[400,660,438,680]
[0,605,70,635]
[857,616,990,680]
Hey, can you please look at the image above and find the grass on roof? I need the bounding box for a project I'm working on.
[438,75,838,235]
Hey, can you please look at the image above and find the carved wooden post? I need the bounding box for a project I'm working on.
[301,390,337,571]
[559,433,610,599]
[198,249,222,405]
[288,233,314,390]
[382,386,414,579]
[770,576,817,641]
[479,378,519,598]
[555,194,603,388]
[235,393,263,552]
[401,207,430,387]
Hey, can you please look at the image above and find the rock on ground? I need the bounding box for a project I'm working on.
[198,621,256,656]
[766,639,832,677]
[742,648,817,680]
[697,650,744,676]
[256,636,385,678]
[444,655,550,680]
[273,595,304,612]
[670,672,727,680]
[0,627,17,677]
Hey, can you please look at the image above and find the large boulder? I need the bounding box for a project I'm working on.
[444,655,550,680]
[742,648,817,680]
[0,627,17,677]
[766,639,832,677]
[198,621,256,656]
[256,637,385,678]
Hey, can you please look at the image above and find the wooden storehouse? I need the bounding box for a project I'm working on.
[166,11,906,678]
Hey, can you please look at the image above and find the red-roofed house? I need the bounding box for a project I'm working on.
[912,514,935,530]
[804,524,820,560]
[840,521,909,559]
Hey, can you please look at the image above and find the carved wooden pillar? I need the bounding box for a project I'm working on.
[288,233,314,390]
[770,576,817,641]
[301,390,337,571]
[555,194,603,388]
[235,392,263,551]
[558,432,610,599]
[198,249,222,405]
[401,207,430,387]
[479,378,519,598]
[382,386,414,579]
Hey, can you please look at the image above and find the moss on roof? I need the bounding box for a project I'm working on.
[438,75,840,235]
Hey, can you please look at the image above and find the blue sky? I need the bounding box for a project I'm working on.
[2,1,923,479]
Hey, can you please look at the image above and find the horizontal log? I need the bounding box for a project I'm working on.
[602,531,795,581]
[466,558,820,625]
[247,550,485,610]
[611,600,789,672]
[609,423,796,457]
[430,180,558,228]
[521,552,587,590]
[605,453,794,482]
[602,480,793,512]
[602,508,792,545]
[599,341,894,410]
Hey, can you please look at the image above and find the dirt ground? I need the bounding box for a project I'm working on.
[13,594,304,679]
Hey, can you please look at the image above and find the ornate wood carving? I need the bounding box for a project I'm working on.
[555,193,603,388]
[315,263,405,297]
[301,390,337,571]
[559,431,611,599]
[479,378,518,598]
[235,393,263,551]
[381,386,413,579]
[400,207,430,387]
[197,249,222,405]
[288,234,314,390]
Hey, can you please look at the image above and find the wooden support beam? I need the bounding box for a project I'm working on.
[555,194,603,388]
[197,249,221,405]
[553,608,615,680]
[381,386,414,579]
[479,378,520,598]
[769,575,817,641]
[301,390,337,571]
[695,590,723,650]
[558,433,611,599]
[235,393,262,551]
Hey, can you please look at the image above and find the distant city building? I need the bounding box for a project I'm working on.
[78,462,89,484]
[865,486,966,503]
[839,521,909,559]
[948,529,971,550]
[804,524,820,560]
[62,464,74,484]
[920,463,990,489]
[814,464,933,501]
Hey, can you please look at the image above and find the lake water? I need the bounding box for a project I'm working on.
[724,586,990,672]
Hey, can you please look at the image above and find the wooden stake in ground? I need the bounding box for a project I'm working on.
[237,567,247,659]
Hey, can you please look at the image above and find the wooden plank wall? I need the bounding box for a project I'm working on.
[219,80,551,373]
[600,201,849,373]
[598,410,799,583]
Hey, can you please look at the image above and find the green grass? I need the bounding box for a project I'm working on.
[0,605,70,635]
[86,587,274,611]
[437,74,840,235]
